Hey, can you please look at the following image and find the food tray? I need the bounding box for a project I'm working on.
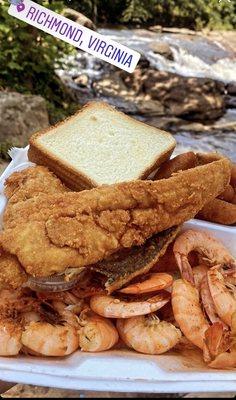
[0,147,235,393]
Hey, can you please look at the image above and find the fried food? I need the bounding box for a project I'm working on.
[153,152,236,226]
[218,185,235,203]
[197,198,236,225]
[0,250,27,290]
[153,151,198,180]
[0,154,231,278]
[91,227,179,293]
[5,165,68,204]
[230,163,236,187]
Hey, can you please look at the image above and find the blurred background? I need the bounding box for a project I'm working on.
[0,0,235,169]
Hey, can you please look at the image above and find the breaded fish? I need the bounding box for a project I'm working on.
[0,249,27,290]
[0,154,231,278]
[5,165,68,204]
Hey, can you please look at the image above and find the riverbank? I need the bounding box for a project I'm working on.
[56,27,236,160]
[1,27,235,162]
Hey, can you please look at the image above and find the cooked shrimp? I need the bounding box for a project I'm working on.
[203,322,231,364]
[174,230,235,284]
[119,273,173,295]
[21,301,80,357]
[193,265,208,290]
[172,279,209,349]
[200,275,225,326]
[117,314,181,355]
[208,266,236,327]
[79,309,119,352]
[0,289,38,357]
[207,313,236,369]
[0,318,22,356]
[37,291,85,315]
[21,321,79,357]
[90,292,170,319]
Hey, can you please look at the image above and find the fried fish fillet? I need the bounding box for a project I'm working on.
[1,166,70,287]
[0,249,27,290]
[93,226,180,294]
[5,165,68,204]
[0,154,231,278]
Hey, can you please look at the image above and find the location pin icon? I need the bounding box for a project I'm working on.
[17,0,25,12]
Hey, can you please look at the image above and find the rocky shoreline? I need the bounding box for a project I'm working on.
[0,27,235,159]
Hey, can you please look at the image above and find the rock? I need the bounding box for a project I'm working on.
[227,83,236,95]
[149,25,163,33]
[225,95,236,108]
[73,74,89,88]
[149,42,173,60]
[121,68,144,94]
[144,116,184,131]
[142,70,225,120]
[94,73,164,117]
[135,99,164,116]
[178,122,210,132]
[93,73,130,98]
[0,92,49,147]
[137,54,150,69]
[162,27,200,36]
[63,8,96,30]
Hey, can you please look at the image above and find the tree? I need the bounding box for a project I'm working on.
[0,0,75,123]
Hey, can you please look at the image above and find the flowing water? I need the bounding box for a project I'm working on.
[57,28,236,160]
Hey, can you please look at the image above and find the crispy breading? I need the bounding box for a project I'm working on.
[1,165,70,287]
[0,249,27,290]
[0,155,231,278]
[5,165,68,204]
[197,198,236,225]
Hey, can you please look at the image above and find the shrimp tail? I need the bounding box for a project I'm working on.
[175,254,195,285]
[203,322,231,363]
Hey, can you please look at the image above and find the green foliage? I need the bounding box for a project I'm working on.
[0,0,76,123]
[70,0,236,29]
[121,0,152,23]
[0,140,13,161]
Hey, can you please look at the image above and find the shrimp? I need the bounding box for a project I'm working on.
[21,300,80,357]
[207,313,236,369]
[0,318,22,356]
[0,289,39,357]
[117,314,181,355]
[200,275,226,326]
[193,265,208,290]
[79,309,119,352]
[172,279,209,349]
[90,292,170,319]
[207,266,236,327]
[119,273,173,295]
[173,230,235,284]
[203,322,231,365]
[37,291,85,315]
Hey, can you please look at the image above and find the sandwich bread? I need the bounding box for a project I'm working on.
[28,102,176,190]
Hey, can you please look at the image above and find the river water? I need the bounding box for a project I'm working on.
[57,28,236,160]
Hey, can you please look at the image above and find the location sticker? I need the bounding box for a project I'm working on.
[8,0,140,73]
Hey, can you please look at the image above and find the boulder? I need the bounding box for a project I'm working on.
[149,42,174,60]
[63,8,96,30]
[0,92,49,147]
[227,83,236,95]
[93,73,164,116]
[142,70,225,120]
[73,74,89,88]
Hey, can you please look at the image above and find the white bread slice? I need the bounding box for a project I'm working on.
[28,102,176,190]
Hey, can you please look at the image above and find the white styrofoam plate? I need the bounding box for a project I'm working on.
[0,148,235,393]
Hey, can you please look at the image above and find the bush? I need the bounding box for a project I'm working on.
[0,0,77,124]
[70,0,236,29]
